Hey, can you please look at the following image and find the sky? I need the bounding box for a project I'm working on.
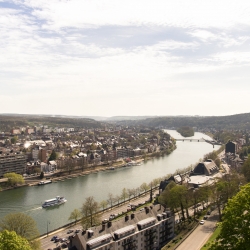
[1,0,250,117]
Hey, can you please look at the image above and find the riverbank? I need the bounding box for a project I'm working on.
[0,144,176,191]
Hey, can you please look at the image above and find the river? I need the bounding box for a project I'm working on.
[0,130,220,234]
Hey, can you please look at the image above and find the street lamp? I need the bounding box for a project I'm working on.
[47,220,50,237]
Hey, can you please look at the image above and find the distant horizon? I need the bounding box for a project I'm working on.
[0,112,248,119]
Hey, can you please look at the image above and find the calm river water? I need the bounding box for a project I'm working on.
[0,130,220,234]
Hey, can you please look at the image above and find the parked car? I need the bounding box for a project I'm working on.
[203,215,208,220]
[75,229,81,233]
[109,215,115,220]
[54,238,60,243]
[51,236,58,241]
[207,210,211,215]
[67,229,74,234]
[60,238,67,242]
[200,220,205,225]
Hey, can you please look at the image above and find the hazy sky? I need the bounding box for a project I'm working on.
[1,0,250,117]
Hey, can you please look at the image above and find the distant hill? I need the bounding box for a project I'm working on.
[105,116,158,121]
[0,114,103,131]
[113,113,250,130]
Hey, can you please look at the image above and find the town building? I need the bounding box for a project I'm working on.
[225,140,238,154]
[11,128,21,135]
[116,147,136,159]
[0,151,26,177]
[188,159,220,188]
[69,204,174,250]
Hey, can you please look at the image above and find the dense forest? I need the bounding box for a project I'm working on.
[113,113,250,130]
[0,114,103,131]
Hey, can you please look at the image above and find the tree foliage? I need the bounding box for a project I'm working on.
[0,213,40,241]
[140,182,149,193]
[177,126,194,137]
[121,188,128,202]
[99,200,108,211]
[39,171,44,179]
[3,173,24,186]
[209,183,250,250]
[107,193,114,207]
[10,136,18,144]
[48,150,57,161]
[68,209,82,225]
[241,157,250,182]
[0,230,32,250]
[81,196,100,229]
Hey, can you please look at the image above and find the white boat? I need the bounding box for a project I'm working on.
[38,180,52,185]
[42,196,67,208]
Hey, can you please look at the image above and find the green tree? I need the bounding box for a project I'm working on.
[241,157,250,182]
[209,183,250,250]
[68,209,82,225]
[114,195,122,205]
[121,188,128,202]
[107,193,114,207]
[39,171,44,179]
[48,150,57,161]
[0,213,39,241]
[0,213,40,249]
[99,200,108,212]
[140,182,149,193]
[3,173,24,186]
[0,230,32,250]
[127,188,135,200]
[81,196,100,229]
[10,136,18,144]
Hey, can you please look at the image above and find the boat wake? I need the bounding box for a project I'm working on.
[25,206,43,212]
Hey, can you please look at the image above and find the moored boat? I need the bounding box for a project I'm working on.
[38,180,52,185]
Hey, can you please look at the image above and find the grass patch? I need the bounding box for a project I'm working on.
[200,226,221,250]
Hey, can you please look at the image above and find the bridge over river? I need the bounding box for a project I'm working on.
[175,138,222,146]
[175,138,206,142]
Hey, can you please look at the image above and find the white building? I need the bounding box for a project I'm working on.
[69,204,174,250]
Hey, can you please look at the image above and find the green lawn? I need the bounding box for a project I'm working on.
[200,226,221,250]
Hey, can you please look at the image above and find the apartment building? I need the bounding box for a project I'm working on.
[0,151,26,177]
[69,204,174,250]
[116,147,136,159]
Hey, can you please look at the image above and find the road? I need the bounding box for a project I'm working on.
[176,210,219,250]
[41,193,152,250]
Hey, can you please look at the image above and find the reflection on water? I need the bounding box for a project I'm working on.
[0,130,220,234]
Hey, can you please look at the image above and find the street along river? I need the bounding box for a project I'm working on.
[0,130,220,234]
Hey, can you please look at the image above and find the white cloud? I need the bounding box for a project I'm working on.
[15,0,250,30]
[1,0,250,116]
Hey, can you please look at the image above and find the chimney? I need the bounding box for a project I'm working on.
[125,215,129,221]
[88,230,94,238]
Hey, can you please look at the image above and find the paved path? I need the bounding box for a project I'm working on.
[176,211,218,250]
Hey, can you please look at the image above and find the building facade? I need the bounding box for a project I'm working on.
[69,204,174,250]
[225,141,238,154]
[0,152,26,177]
